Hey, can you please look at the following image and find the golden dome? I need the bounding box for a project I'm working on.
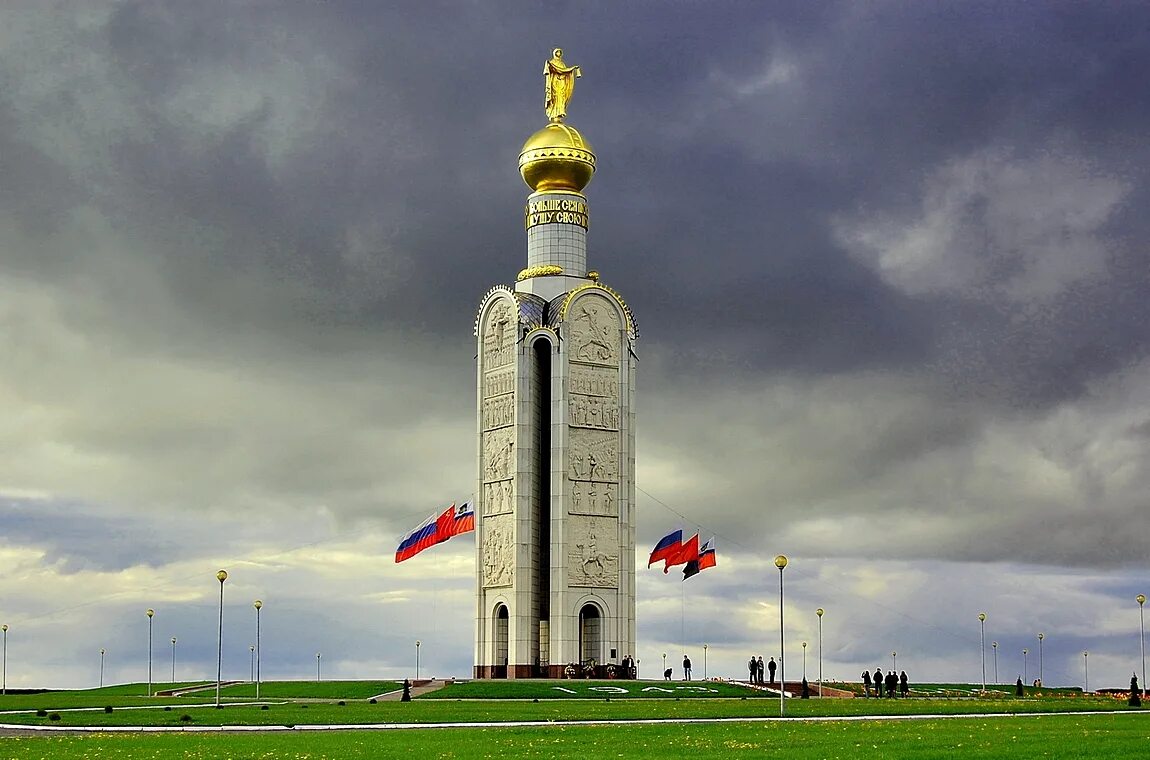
[519,122,596,193]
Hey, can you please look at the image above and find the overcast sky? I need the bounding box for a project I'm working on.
[2,1,1149,691]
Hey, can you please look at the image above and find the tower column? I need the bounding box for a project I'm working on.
[475,48,636,679]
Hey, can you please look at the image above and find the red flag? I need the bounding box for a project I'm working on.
[663,533,699,573]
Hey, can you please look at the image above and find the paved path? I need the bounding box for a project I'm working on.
[373,679,449,701]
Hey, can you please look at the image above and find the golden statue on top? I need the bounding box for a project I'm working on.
[544,48,581,122]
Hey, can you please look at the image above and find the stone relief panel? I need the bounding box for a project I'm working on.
[568,393,619,430]
[483,478,515,516]
[567,515,619,588]
[568,428,619,483]
[484,368,515,398]
[567,294,621,366]
[482,299,517,370]
[569,363,619,401]
[482,515,514,588]
[483,393,515,430]
[570,480,618,517]
[483,428,515,482]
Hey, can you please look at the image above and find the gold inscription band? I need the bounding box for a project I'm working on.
[524,197,589,230]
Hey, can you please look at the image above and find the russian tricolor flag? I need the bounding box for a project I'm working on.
[647,529,683,569]
[395,501,475,563]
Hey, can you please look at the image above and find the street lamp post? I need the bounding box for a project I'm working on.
[3,624,9,695]
[416,640,421,681]
[316,653,322,682]
[171,638,177,682]
[1083,650,1089,693]
[992,641,998,685]
[702,644,708,681]
[249,646,255,682]
[146,609,155,697]
[662,652,667,676]
[978,613,987,693]
[100,648,106,688]
[816,608,824,697]
[892,651,897,672]
[1022,648,1028,684]
[253,600,262,700]
[802,641,807,680]
[1037,633,1044,686]
[775,554,788,716]
[1138,594,1146,698]
[215,570,227,707]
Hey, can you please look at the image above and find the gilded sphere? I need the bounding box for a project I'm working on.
[1138,594,1146,606]
[774,554,788,569]
[519,122,596,193]
[217,569,228,583]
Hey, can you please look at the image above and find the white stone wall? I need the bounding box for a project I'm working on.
[526,191,588,275]
[551,288,636,669]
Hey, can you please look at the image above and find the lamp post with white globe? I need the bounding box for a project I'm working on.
[253,600,263,700]
[146,609,155,697]
[977,613,987,693]
[1138,594,1146,698]
[1037,633,1044,686]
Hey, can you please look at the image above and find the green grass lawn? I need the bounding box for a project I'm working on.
[70,682,215,697]
[0,689,1138,728]
[420,678,767,699]
[217,680,403,699]
[2,713,1147,759]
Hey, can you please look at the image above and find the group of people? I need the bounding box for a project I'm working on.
[619,655,637,679]
[861,667,909,697]
[747,655,777,684]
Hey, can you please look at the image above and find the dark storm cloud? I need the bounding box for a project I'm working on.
[11,1,1143,404]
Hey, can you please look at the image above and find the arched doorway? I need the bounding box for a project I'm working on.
[578,604,602,667]
[493,604,509,678]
